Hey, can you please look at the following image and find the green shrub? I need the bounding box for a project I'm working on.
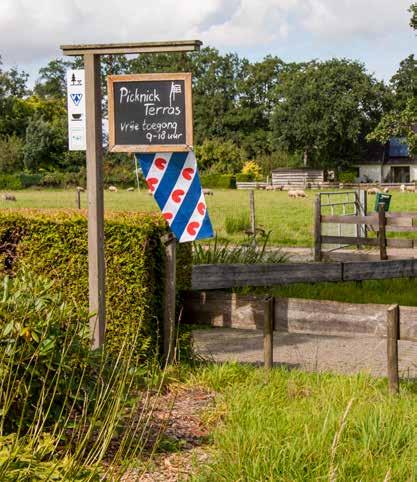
[0,210,191,356]
[338,170,357,183]
[40,171,65,187]
[225,212,250,234]
[235,173,255,182]
[0,135,24,173]
[0,174,23,190]
[0,270,92,434]
[200,173,236,189]
[20,172,42,188]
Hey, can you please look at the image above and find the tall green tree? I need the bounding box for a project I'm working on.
[368,5,417,155]
[270,59,389,169]
[34,59,72,99]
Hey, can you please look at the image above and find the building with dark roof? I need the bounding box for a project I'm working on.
[355,138,417,183]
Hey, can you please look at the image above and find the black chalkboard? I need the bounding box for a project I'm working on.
[108,73,193,152]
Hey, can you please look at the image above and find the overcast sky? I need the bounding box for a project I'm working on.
[0,0,415,85]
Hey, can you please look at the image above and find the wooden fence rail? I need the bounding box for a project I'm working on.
[184,291,406,392]
[191,259,417,290]
[315,193,417,261]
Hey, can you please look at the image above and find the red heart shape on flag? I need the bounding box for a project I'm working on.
[187,221,200,236]
[172,189,185,203]
[147,178,158,192]
[182,168,194,180]
[155,157,167,170]
[197,202,206,215]
[163,212,173,221]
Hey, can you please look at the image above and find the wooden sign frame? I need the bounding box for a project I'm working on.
[107,72,193,153]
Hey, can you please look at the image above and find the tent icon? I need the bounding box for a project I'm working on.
[70,93,83,106]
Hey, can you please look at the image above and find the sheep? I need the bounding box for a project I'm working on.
[127,187,135,192]
[108,186,118,192]
[2,193,16,201]
[400,184,406,192]
[367,187,380,195]
[295,190,307,198]
[265,185,274,191]
[406,185,416,192]
[203,189,214,196]
[383,187,390,193]
[273,185,284,191]
[288,190,298,198]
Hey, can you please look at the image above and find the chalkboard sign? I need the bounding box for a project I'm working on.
[108,73,193,152]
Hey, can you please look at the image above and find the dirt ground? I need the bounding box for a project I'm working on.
[193,328,417,378]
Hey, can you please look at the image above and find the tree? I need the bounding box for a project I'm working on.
[0,56,30,137]
[34,59,72,99]
[194,138,245,173]
[390,55,417,110]
[410,3,417,30]
[270,59,389,169]
[368,5,417,154]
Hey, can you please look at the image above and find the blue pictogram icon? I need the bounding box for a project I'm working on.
[70,93,83,106]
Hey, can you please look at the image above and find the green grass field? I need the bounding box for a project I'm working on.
[186,363,417,481]
[249,277,417,306]
[3,188,417,246]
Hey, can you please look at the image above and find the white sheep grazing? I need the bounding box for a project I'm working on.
[406,185,416,192]
[367,187,380,195]
[288,190,298,198]
[273,185,284,191]
[295,190,307,198]
[127,187,135,192]
[2,193,16,201]
[265,185,274,191]
[108,186,118,192]
[400,184,406,192]
[383,187,389,193]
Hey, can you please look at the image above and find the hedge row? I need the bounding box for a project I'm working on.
[200,173,236,189]
[0,209,191,356]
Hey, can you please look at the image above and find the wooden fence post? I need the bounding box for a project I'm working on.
[263,296,274,369]
[378,203,388,260]
[76,188,81,209]
[314,194,322,261]
[387,304,400,394]
[163,233,177,364]
[249,190,256,247]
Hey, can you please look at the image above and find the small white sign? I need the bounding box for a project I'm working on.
[67,70,86,151]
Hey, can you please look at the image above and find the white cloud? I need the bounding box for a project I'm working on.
[301,0,412,39]
[0,0,414,80]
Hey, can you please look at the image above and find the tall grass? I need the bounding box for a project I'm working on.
[193,234,289,265]
[0,269,171,480]
[188,363,417,481]
[224,212,250,234]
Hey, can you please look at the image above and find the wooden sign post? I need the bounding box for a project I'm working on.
[61,41,201,349]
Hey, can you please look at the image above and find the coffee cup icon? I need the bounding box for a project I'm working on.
[72,113,82,120]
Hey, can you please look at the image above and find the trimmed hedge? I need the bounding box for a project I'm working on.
[0,209,191,356]
[200,173,236,189]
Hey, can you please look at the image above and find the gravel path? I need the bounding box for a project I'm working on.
[193,328,417,378]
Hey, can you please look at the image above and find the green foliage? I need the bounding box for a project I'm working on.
[224,212,250,234]
[338,170,357,183]
[0,210,191,355]
[200,173,236,189]
[368,97,417,155]
[271,59,389,169]
[410,3,417,30]
[0,174,23,190]
[195,138,245,174]
[34,59,72,99]
[0,135,24,173]
[0,270,91,434]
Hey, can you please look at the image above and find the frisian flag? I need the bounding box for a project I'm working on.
[135,151,214,243]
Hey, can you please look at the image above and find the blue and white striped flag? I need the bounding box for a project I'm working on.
[135,152,214,243]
